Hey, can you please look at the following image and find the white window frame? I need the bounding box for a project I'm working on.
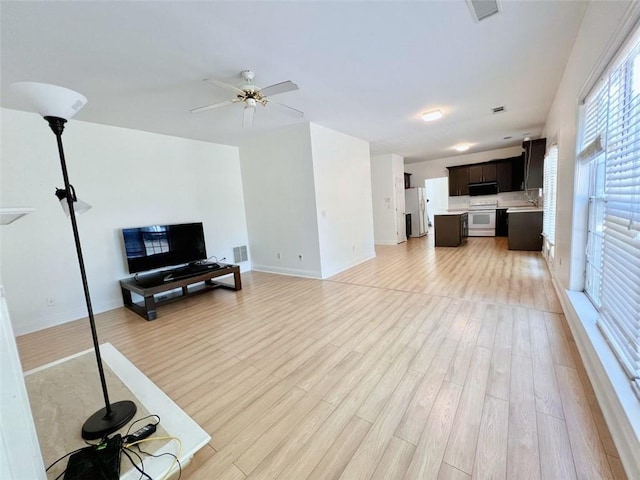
[542,146,558,265]
[580,30,640,398]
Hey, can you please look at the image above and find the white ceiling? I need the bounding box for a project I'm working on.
[0,1,587,163]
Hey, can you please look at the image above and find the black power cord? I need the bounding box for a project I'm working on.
[134,444,182,480]
[121,447,153,480]
[46,414,180,480]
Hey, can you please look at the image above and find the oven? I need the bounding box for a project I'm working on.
[468,200,497,237]
[468,210,496,236]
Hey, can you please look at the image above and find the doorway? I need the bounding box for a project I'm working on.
[425,177,449,226]
[395,176,406,243]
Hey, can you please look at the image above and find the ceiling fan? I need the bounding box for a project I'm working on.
[190,70,303,128]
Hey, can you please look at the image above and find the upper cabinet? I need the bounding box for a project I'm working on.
[448,166,469,196]
[469,163,497,183]
[404,172,412,189]
[446,144,543,196]
[523,139,546,189]
[496,160,513,192]
[497,154,525,192]
[511,154,525,191]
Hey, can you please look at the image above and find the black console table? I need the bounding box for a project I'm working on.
[119,264,241,320]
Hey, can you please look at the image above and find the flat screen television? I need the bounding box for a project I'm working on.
[122,223,207,274]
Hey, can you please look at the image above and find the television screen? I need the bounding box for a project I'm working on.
[122,223,207,273]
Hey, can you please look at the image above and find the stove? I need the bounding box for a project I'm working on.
[468,200,498,236]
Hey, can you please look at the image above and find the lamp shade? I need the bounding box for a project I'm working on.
[55,188,92,216]
[60,198,92,217]
[10,82,87,120]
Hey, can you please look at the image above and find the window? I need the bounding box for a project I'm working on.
[543,145,558,255]
[581,33,640,397]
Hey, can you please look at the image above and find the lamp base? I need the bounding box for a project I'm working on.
[81,400,137,440]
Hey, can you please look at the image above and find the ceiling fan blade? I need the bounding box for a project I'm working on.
[203,77,244,95]
[190,99,236,113]
[269,101,304,118]
[259,81,299,98]
[243,105,255,128]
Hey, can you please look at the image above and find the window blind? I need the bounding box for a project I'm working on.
[543,146,558,244]
[582,37,640,394]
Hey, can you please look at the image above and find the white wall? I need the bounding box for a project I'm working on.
[541,3,640,479]
[0,286,46,479]
[371,154,402,245]
[310,123,375,277]
[542,1,632,290]
[404,145,523,187]
[0,108,248,335]
[239,123,322,278]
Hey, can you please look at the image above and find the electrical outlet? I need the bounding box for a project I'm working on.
[298,254,303,261]
[46,298,55,307]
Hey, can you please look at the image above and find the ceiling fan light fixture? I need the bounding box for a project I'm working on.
[454,143,471,152]
[243,102,256,128]
[192,69,303,126]
[421,110,443,122]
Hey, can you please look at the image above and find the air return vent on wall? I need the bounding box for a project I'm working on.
[466,0,501,22]
[233,245,248,263]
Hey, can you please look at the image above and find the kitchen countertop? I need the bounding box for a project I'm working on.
[506,207,543,213]
[435,205,540,215]
[435,210,468,216]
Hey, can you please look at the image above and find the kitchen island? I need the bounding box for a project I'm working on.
[434,212,468,247]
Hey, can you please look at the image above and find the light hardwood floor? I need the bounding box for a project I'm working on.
[17,236,626,479]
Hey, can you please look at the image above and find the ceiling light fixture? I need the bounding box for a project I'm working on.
[421,110,443,122]
[454,144,471,152]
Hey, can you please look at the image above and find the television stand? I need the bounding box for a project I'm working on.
[119,264,241,320]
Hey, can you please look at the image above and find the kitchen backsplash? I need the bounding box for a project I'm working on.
[448,189,541,210]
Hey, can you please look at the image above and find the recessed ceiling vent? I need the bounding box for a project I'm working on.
[492,105,506,114]
[466,0,501,22]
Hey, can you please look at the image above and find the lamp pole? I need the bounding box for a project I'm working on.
[44,115,136,440]
[46,116,114,415]
[11,81,137,440]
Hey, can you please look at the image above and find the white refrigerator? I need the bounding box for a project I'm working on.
[405,187,427,237]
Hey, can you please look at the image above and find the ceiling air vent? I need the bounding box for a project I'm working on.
[466,0,501,22]
[492,105,506,114]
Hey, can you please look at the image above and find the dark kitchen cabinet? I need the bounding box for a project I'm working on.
[447,166,469,196]
[496,208,509,236]
[523,139,546,189]
[404,172,412,189]
[435,213,468,247]
[508,211,543,251]
[448,154,528,196]
[469,163,497,183]
[497,160,513,192]
[511,154,525,191]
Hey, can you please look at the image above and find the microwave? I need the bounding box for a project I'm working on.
[468,182,498,196]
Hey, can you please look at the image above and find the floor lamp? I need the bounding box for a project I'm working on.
[11,82,137,440]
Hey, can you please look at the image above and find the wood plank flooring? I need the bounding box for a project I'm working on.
[17,236,627,479]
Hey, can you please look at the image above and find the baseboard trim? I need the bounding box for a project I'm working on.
[321,252,376,279]
[551,279,640,480]
[250,264,322,279]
